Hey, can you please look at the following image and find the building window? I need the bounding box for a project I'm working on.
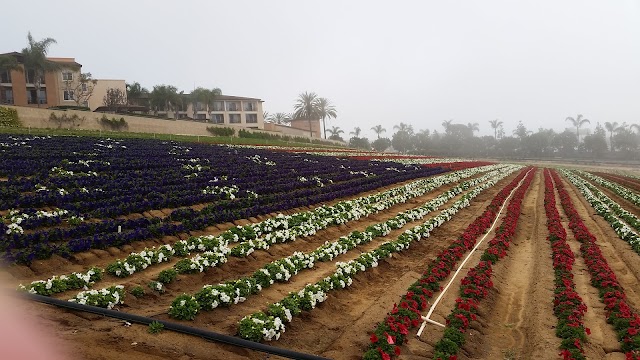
[212,114,224,124]
[243,101,257,111]
[212,101,224,111]
[62,72,73,81]
[0,71,10,83]
[2,89,13,104]
[63,90,74,101]
[38,89,47,104]
[226,101,240,111]
[196,113,207,120]
[229,114,241,124]
[246,114,258,123]
[81,83,88,91]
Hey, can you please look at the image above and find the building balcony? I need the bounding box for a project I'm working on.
[0,99,14,105]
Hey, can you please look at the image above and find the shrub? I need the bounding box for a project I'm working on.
[148,321,165,334]
[0,106,21,127]
[98,114,128,131]
[206,126,235,137]
[49,112,84,128]
[130,286,145,298]
[157,268,177,284]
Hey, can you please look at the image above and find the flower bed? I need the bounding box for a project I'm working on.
[1,134,451,263]
[168,168,519,319]
[235,167,527,343]
[552,170,640,359]
[430,168,534,360]
[361,167,533,359]
[543,170,588,360]
[562,170,640,253]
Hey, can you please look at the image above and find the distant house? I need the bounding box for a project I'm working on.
[0,51,125,111]
[0,52,81,107]
[180,95,266,130]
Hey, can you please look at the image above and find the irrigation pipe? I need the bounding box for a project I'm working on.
[416,168,532,337]
[21,293,330,360]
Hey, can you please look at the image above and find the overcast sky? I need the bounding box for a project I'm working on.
[3,0,640,139]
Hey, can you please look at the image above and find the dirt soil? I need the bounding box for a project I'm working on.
[2,167,640,360]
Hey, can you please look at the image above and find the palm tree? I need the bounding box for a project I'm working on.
[350,127,361,138]
[190,87,211,119]
[467,122,480,135]
[126,82,149,106]
[150,85,179,117]
[316,97,337,139]
[293,91,319,137]
[489,119,503,140]
[326,126,344,140]
[442,119,453,134]
[21,32,75,107]
[267,112,292,125]
[371,125,386,139]
[604,121,624,151]
[394,122,414,135]
[565,114,590,144]
[0,55,22,104]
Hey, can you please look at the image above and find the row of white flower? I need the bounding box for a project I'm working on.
[18,267,103,296]
[227,164,511,257]
[169,167,515,320]
[17,165,507,294]
[236,165,523,341]
[562,170,640,252]
[3,208,70,235]
[68,285,125,309]
[170,165,520,322]
[577,170,640,209]
[106,245,176,277]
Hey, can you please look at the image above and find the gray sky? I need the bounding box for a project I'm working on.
[3,0,640,139]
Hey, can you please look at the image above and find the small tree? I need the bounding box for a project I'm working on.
[64,72,97,107]
[103,88,127,112]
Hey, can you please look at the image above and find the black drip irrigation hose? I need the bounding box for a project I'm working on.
[23,293,331,360]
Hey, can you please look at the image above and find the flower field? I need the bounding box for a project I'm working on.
[2,134,640,360]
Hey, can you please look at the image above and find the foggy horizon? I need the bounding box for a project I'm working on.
[2,0,639,140]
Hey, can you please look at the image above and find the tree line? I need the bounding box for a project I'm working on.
[334,116,640,161]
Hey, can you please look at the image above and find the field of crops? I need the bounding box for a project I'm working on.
[2,134,640,360]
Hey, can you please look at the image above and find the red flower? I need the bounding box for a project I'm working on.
[449,356,457,360]
[370,333,378,343]
[585,327,591,335]
[381,353,391,360]
[394,346,401,356]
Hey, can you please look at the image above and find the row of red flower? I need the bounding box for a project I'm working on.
[543,169,588,360]
[430,168,536,360]
[363,166,534,360]
[551,169,640,359]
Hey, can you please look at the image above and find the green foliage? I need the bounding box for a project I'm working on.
[168,294,200,320]
[48,105,90,111]
[130,286,145,298]
[206,126,235,137]
[99,114,128,131]
[157,268,177,284]
[49,112,84,128]
[0,107,21,127]
[148,321,165,334]
[371,137,391,152]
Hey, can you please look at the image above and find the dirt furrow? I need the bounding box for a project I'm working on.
[458,170,560,360]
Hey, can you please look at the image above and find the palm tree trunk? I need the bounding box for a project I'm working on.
[322,117,326,139]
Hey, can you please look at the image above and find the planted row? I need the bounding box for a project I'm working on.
[364,167,533,359]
